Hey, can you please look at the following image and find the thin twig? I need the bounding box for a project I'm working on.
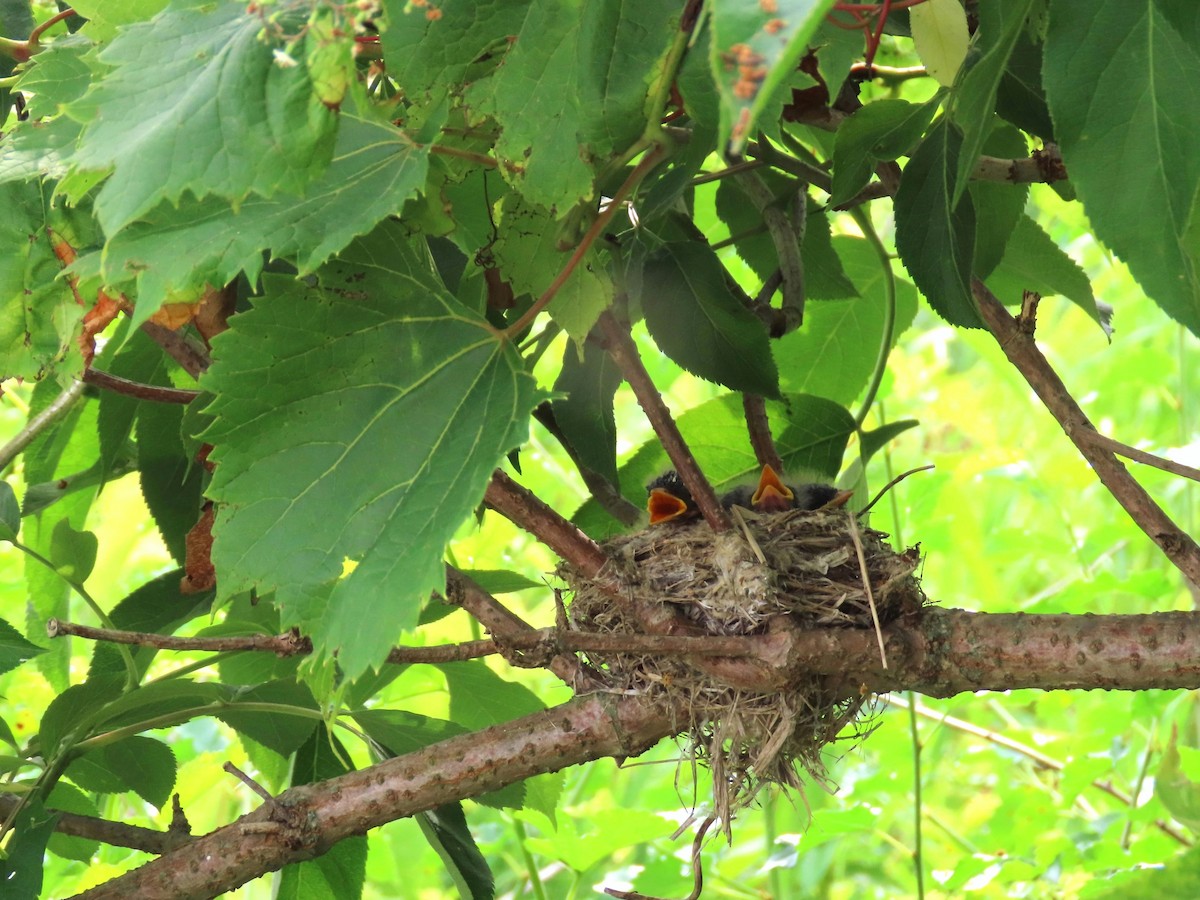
[0,378,86,473]
[82,369,201,404]
[742,395,783,472]
[47,618,311,655]
[860,465,935,516]
[595,311,731,532]
[139,321,211,378]
[973,279,1200,587]
[1076,432,1200,484]
[223,763,274,804]
[0,794,192,856]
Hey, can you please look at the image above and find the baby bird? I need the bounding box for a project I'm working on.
[646,470,698,524]
[721,464,852,513]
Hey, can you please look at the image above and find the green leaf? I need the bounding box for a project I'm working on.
[490,197,613,340]
[202,225,543,677]
[66,736,176,807]
[576,1,679,159]
[830,99,937,207]
[354,708,470,757]
[96,679,223,732]
[859,420,919,463]
[552,342,622,485]
[45,781,100,862]
[39,676,125,759]
[95,324,166,487]
[909,0,969,88]
[0,181,83,382]
[969,121,1029,280]
[21,448,138,518]
[136,402,205,565]
[458,571,544,600]
[775,237,918,406]
[215,680,319,758]
[69,0,339,235]
[1044,0,1200,335]
[418,802,494,900]
[708,0,838,154]
[0,617,42,677]
[50,519,97,583]
[1157,726,1200,832]
[379,0,530,103]
[0,797,58,898]
[0,481,18,542]
[463,1,590,211]
[97,113,432,327]
[639,241,779,397]
[278,729,367,900]
[948,0,1036,202]
[995,30,1054,140]
[440,660,546,729]
[894,118,981,327]
[984,214,1103,328]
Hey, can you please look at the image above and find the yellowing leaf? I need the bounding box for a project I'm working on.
[910,0,969,88]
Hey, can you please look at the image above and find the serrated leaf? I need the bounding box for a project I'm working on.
[948,0,1036,203]
[278,729,366,900]
[0,481,18,542]
[859,420,919,462]
[0,797,57,897]
[137,402,205,565]
[1044,0,1200,335]
[66,735,176,807]
[984,214,1103,330]
[0,617,42,676]
[202,225,543,677]
[640,241,779,396]
[894,118,981,327]
[552,342,622,485]
[708,0,838,154]
[995,30,1053,140]
[464,1,590,211]
[69,0,338,234]
[909,0,969,88]
[775,236,918,406]
[576,0,678,158]
[97,112,432,327]
[440,660,546,730]
[96,679,223,732]
[45,781,100,862]
[830,99,937,207]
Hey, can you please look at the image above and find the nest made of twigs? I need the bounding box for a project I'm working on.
[562,506,924,826]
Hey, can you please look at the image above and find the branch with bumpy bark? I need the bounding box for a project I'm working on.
[68,606,1200,899]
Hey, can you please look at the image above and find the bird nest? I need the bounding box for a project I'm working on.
[562,506,924,825]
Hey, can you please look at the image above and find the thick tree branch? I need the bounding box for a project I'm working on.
[70,607,1200,898]
[973,280,1200,587]
[0,794,190,856]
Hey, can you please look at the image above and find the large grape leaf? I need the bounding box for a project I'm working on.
[708,0,837,154]
[68,0,340,235]
[1044,0,1200,335]
[94,113,432,327]
[202,225,544,677]
[463,1,590,211]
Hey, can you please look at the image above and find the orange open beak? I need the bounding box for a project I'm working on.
[750,464,794,512]
[823,489,855,509]
[648,488,691,524]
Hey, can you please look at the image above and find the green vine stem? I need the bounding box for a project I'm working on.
[849,206,896,427]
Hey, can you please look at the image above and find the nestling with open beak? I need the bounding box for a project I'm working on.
[646,465,852,524]
[721,464,853,513]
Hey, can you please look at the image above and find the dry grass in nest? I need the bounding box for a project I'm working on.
[563,507,924,826]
